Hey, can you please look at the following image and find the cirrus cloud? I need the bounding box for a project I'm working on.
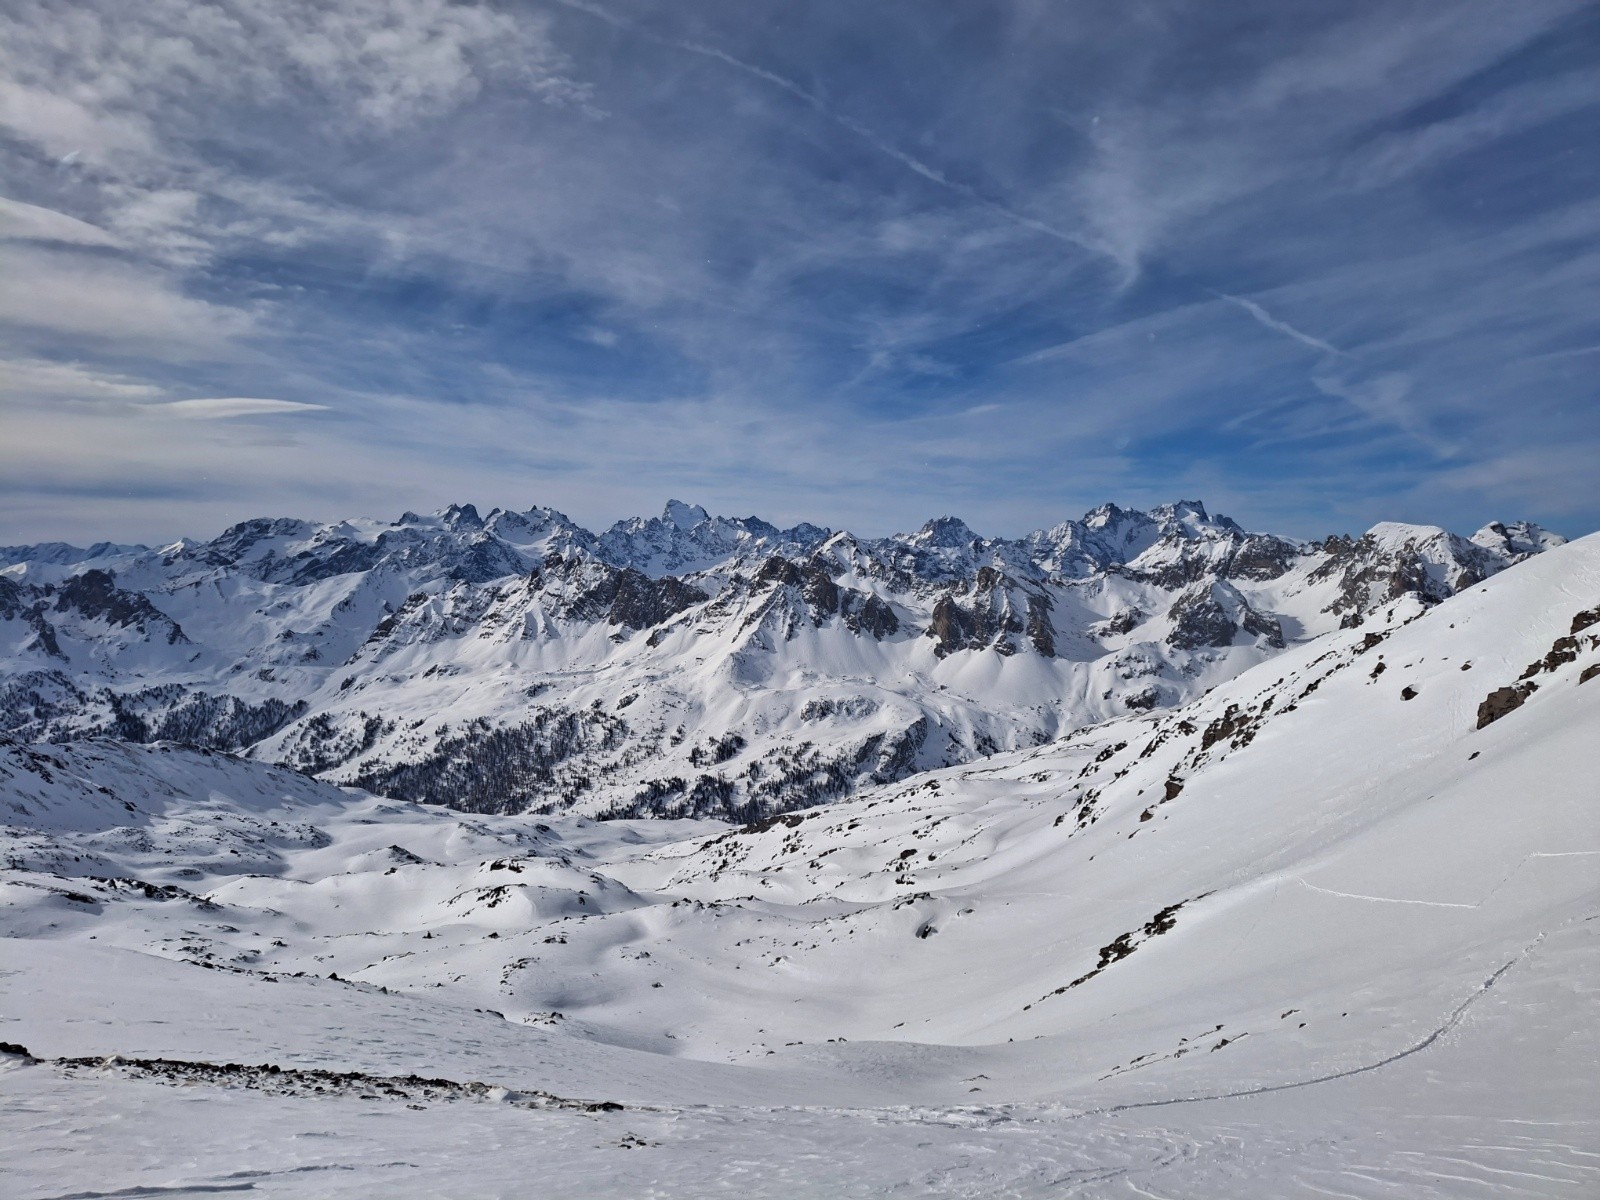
[0,0,1594,546]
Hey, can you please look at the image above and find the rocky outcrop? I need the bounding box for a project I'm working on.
[742,556,900,640]
[1165,581,1284,651]
[52,571,187,643]
[1477,682,1535,729]
[534,558,708,631]
[604,569,708,631]
[1308,523,1533,627]
[1166,587,1238,650]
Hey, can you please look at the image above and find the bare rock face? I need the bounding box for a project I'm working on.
[924,570,1039,658]
[843,592,899,639]
[604,570,708,631]
[928,594,983,657]
[0,569,191,662]
[1243,605,1286,649]
[1166,588,1238,650]
[1165,581,1283,651]
[533,559,708,631]
[747,555,900,640]
[754,555,841,620]
[1225,534,1302,581]
[1025,593,1056,657]
[1308,523,1530,629]
[1311,536,1434,626]
[1096,607,1146,638]
[1477,682,1536,728]
[53,570,189,644]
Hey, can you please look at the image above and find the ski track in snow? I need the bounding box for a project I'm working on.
[1094,932,1539,1115]
[1293,850,1600,910]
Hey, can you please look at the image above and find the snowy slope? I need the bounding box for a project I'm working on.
[0,500,1563,820]
[2,534,1596,1196]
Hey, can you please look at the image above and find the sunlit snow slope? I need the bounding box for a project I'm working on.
[2,533,1597,1197]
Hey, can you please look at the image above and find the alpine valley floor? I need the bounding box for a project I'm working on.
[3,535,1598,1198]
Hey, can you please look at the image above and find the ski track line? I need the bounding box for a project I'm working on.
[11,927,1590,1200]
[1124,1183,1182,1200]
[1292,849,1600,911]
[1045,1142,1195,1193]
[1077,926,1554,1120]
[1292,880,1478,909]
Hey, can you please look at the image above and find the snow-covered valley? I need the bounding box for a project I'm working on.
[3,526,1596,1197]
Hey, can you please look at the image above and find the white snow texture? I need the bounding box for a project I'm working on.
[1,507,1596,1197]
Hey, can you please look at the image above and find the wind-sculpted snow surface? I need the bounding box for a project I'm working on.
[1,534,1597,1196]
[0,500,1563,819]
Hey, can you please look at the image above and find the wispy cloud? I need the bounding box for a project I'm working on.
[0,357,163,401]
[0,0,1594,544]
[550,0,1109,269]
[1214,293,1344,358]
[0,244,255,345]
[0,196,119,246]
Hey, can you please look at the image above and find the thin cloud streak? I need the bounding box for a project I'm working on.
[1213,292,1345,358]
[148,398,331,420]
[549,0,1110,266]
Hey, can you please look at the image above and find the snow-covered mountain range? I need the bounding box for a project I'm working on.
[0,501,1563,820]
[3,529,1596,1197]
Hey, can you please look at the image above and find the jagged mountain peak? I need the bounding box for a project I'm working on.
[0,497,1572,822]
[594,503,828,577]
[907,515,981,548]
[1149,497,1209,522]
[3,533,1595,1198]
[435,502,485,530]
[1149,499,1246,538]
[663,499,711,530]
[481,505,594,551]
[1082,500,1139,525]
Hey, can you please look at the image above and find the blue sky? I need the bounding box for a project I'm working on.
[0,0,1596,545]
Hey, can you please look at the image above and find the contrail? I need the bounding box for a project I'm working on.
[549,0,1104,259]
[1210,293,1462,455]
[1213,291,1343,357]
[1527,343,1600,362]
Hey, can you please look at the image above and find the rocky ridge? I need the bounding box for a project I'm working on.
[0,500,1563,820]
